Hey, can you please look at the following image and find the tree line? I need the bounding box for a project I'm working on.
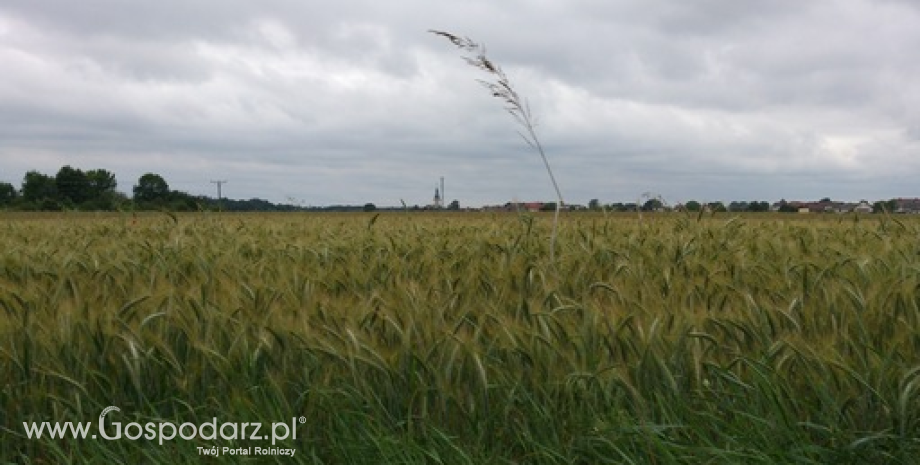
[587,198,771,213]
[1,165,903,213]
[0,166,381,212]
[0,167,200,211]
[0,166,294,212]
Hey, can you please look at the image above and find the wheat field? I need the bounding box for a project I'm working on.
[2,211,919,463]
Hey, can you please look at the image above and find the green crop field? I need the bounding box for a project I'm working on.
[2,211,919,463]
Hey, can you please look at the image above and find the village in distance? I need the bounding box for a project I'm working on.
[1,166,918,215]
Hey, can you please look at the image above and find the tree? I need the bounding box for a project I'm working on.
[873,199,897,214]
[642,198,663,211]
[55,165,91,205]
[21,170,56,203]
[0,182,16,205]
[133,173,170,202]
[605,202,631,212]
[728,201,748,212]
[363,203,377,212]
[707,202,727,213]
[167,190,200,211]
[588,199,600,210]
[747,201,770,212]
[447,200,460,210]
[778,202,798,213]
[684,200,702,212]
[82,168,120,209]
[86,169,117,197]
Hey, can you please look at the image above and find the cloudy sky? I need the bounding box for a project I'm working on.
[2,1,919,207]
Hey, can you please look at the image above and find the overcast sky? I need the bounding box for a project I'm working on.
[2,1,919,207]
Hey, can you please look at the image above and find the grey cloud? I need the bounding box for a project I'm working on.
[1,0,919,206]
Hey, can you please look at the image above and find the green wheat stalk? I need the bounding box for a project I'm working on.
[430,30,565,262]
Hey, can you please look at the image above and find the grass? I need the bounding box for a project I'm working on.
[1,211,919,463]
[431,30,566,262]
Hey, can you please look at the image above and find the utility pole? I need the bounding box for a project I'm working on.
[211,180,228,212]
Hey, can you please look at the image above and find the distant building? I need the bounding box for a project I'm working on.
[779,199,863,214]
[854,201,873,214]
[894,198,920,213]
[522,202,544,212]
[496,201,545,212]
[478,201,578,212]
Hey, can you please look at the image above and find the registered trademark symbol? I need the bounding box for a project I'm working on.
[299,417,306,424]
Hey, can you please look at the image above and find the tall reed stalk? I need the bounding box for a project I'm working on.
[431,30,565,262]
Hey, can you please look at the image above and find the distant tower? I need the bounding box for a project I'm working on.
[434,186,443,208]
